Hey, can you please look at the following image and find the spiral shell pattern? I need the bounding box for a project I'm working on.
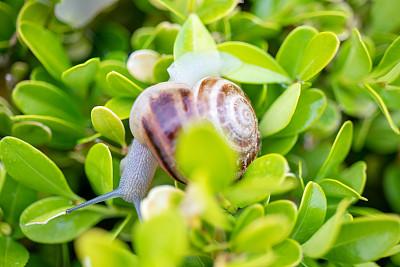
[130,77,261,183]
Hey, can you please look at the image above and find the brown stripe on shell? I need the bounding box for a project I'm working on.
[141,117,186,184]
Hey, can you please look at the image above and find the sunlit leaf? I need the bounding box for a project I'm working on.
[91,106,126,146]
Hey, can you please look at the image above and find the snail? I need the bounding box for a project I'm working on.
[66,77,261,219]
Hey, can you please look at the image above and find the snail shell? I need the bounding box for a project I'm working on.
[130,76,261,183]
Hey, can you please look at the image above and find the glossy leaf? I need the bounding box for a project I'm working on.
[106,71,143,98]
[231,214,292,252]
[224,154,289,207]
[196,0,237,24]
[324,215,400,263]
[153,22,180,55]
[96,60,146,97]
[276,26,318,79]
[75,228,138,267]
[17,0,51,27]
[0,237,29,267]
[85,143,113,205]
[310,100,342,138]
[133,210,188,267]
[334,28,371,80]
[0,137,78,200]
[153,55,174,83]
[174,14,217,60]
[363,82,400,135]
[13,115,85,149]
[269,239,302,267]
[0,109,13,136]
[276,88,327,137]
[265,200,298,233]
[18,22,71,80]
[11,121,52,146]
[298,32,340,82]
[261,135,298,156]
[0,175,37,228]
[302,199,349,258]
[12,81,82,124]
[176,122,236,192]
[61,57,100,96]
[259,83,301,137]
[316,121,353,180]
[336,161,367,195]
[218,41,290,84]
[20,196,104,243]
[374,36,400,78]
[231,204,264,240]
[91,106,126,146]
[291,182,327,244]
[319,179,367,201]
[105,97,135,120]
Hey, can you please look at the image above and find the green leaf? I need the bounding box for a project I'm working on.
[298,32,340,82]
[180,256,213,267]
[363,82,400,135]
[0,109,13,136]
[374,36,400,78]
[11,121,52,147]
[319,179,367,201]
[195,0,237,24]
[224,154,289,208]
[231,214,292,253]
[276,88,327,137]
[259,83,301,137]
[316,121,353,180]
[310,100,341,138]
[105,97,135,120]
[261,135,298,156]
[269,239,302,267]
[371,0,400,35]
[91,106,126,147]
[0,137,78,200]
[176,122,236,192]
[265,200,298,233]
[334,28,372,80]
[291,182,327,244]
[174,13,217,60]
[324,215,400,263]
[153,55,174,83]
[61,58,100,97]
[106,71,143,98]
[0,236,29,267]
[218,41,291,84]
[20,196,104,244]
[17,0,51,27]
[12,81,83,124]
[336,161,367,195]
[85,143,113,205]
[75,228,138,267]
[229,12,280,42]
[153,22,180,55]
[302,199,349,258]
[276,26,318,79]
[96,60,146,97]
[133,210,188,267]
[231,204,264,241]
[0,2,16,46]
[383,164,400,213]
[12,115,85,149]
[0,174,36,228]
[18,22,71,80]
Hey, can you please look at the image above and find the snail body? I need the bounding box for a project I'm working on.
[66,77,261,219]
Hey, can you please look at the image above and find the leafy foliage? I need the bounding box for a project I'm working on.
[0,0,399,266]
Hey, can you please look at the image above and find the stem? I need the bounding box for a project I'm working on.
[61,243,70,267]
[111,213,134,241]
